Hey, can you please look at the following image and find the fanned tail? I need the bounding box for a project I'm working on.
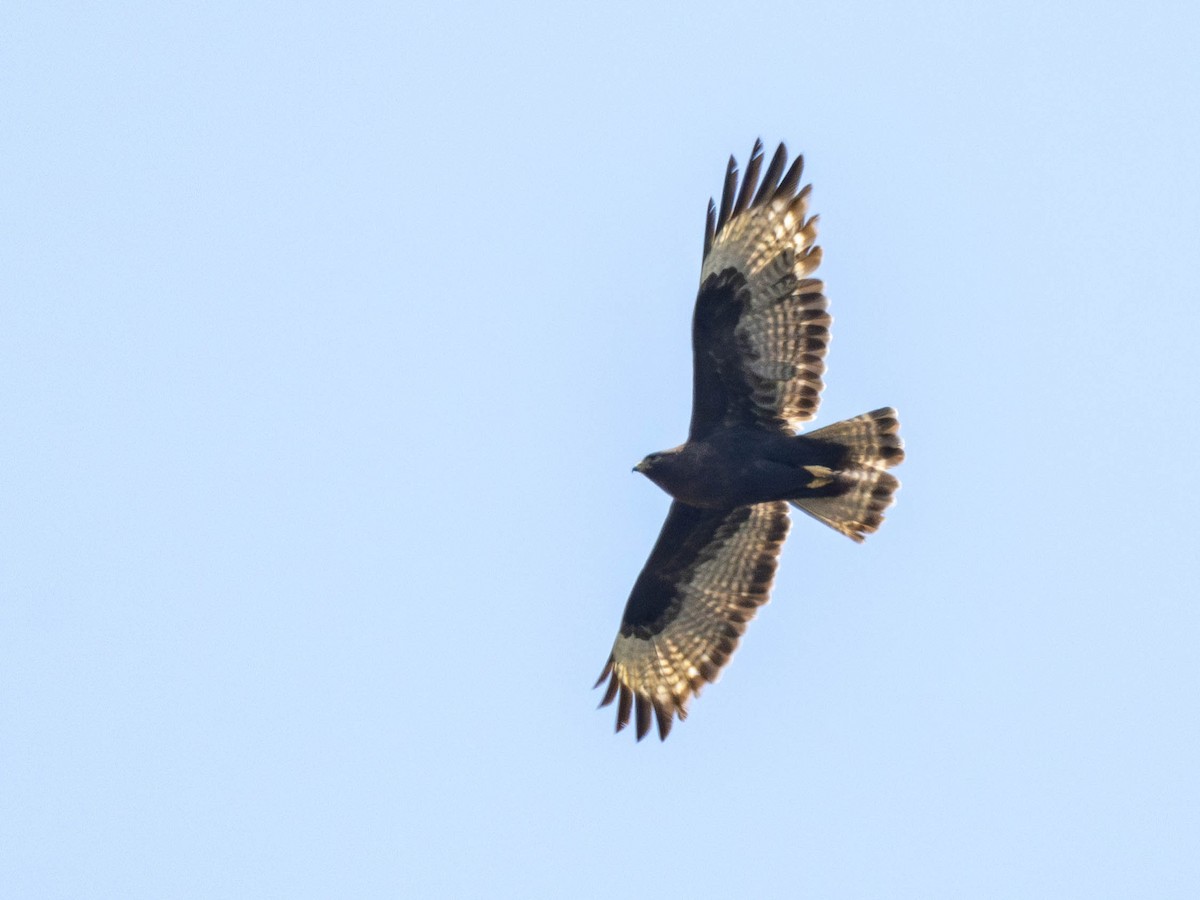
[791,407,904,542]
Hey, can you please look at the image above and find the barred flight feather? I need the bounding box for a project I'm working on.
[596,501,790,741]
[698,142,831,433]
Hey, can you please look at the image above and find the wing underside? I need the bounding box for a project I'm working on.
[690,140,831,438]
[595,500,790,740]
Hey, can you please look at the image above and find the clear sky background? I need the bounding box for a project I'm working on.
[4,2,1199,898]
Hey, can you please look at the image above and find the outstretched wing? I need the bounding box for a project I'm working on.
[595,500,790,740]
[690,140,831,439]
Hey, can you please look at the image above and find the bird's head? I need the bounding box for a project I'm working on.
[633,447,682,482]
[633,452,664,476]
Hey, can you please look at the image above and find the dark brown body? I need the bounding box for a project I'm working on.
[597,140,904,742]
[637,427,848,509]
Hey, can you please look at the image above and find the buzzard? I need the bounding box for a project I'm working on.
[595,140,904,741]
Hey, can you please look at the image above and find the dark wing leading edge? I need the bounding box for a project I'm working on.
[690,140,831,439]
[595,501,790,741]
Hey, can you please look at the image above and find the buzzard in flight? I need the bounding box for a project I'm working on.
[595,140,904,741]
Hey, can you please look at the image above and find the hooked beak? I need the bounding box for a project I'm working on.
[633,460,649,474]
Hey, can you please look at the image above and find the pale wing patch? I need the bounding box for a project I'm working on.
[700,143,831,432]
[595,501,790,741]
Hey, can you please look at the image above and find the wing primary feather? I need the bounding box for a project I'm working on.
[797,244,823,276]
[732,138,764,217]
[616,684,633,732]
[789,183,813,217]
[754,143,788,206]
[593,657,613,689]
[635,694,652,741]
[653,701,673,741]
[703,199,716,258]
[598,672,620,708]
[715,155,737,234]
[799,213,820,247]
[776,153,805,199]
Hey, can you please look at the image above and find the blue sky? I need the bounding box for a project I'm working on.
[4,2,1200,897]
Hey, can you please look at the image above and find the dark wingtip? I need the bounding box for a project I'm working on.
[715,155,738,234]
[597,671,620,708]
[732,139,764,218]
[635,694,652,741]
[754,142,788,206]
[703,199,716,258]
[654,701,673,741]
[593,657,614,689]
[777,152,805,198]
[616,684,633,733]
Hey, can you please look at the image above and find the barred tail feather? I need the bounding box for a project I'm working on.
[791,468,899,542]
[792,407,904,542]
[806,407,904,468]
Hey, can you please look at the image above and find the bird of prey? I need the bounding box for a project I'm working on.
[595,140,904,741]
